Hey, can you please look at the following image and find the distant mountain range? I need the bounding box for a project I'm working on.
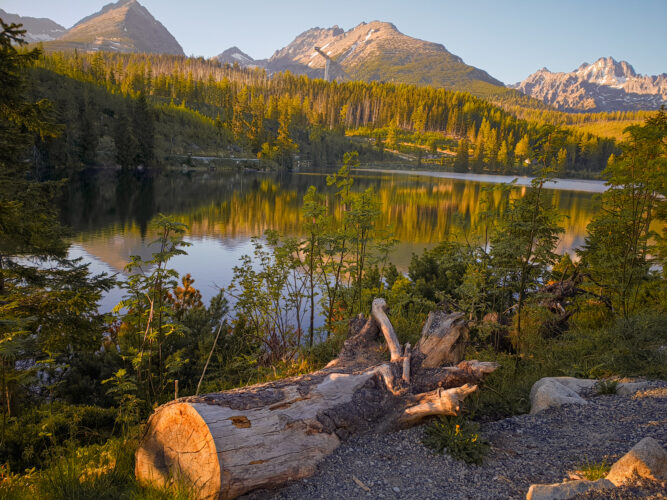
[0,8,65,43]
[216,21,506,96]
[2,1,665,110]
[513,57,667,112]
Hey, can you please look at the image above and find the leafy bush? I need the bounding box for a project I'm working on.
[422,415,489,465]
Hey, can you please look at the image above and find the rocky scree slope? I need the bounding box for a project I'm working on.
[513,57,667,112]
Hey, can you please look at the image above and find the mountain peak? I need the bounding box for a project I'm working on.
[0,8,66,43]
[514,57,665,111]
[257,20,503,93]
[353,20,399,31]
[576,56,637,82]
[216,46,259,67]
[51,0,184,55]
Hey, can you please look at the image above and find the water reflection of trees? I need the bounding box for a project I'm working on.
[64,170,598,254]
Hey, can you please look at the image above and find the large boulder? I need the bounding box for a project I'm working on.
[526,479,614,500]
[606,437,667,486]
[529,377,596,414]
[616,381,650,396]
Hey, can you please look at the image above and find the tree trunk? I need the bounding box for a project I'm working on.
[135,300,498,499]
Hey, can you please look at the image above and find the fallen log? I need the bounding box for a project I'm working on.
[135,298,498,499]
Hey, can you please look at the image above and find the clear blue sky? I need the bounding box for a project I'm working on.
[3,0,666,84]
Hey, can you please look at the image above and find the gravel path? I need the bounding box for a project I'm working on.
[241,382,667,500]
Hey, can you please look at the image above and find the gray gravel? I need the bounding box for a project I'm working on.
[241,382,666,500]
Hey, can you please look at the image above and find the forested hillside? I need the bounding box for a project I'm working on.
[32,51,617,177]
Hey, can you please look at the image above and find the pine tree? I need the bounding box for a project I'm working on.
[114,108,138,168]
[133,93,155,166]
[578,111,666,316]
[497,140,511,172]
[454,138,470,172]
[0,20,112,416]
[472,141,485,173]
[514,134,530,166]
[490,169,564,350]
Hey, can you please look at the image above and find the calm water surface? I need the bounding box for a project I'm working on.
[61,168,602,311]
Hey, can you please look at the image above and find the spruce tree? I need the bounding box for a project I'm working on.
[454,138,470,172]
[0,20,112,416]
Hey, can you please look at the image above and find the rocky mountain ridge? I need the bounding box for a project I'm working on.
[4,2,664,109]
[216,21,506,95]
[513,57,666,111]
[56,0,184,55]
[215,46,260,68]
[11,0,185,56]
[0,8,65,43]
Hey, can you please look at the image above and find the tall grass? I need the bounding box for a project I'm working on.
[0,437,197,500]
[466,311,667,419]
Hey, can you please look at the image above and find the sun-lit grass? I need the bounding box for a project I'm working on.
[575,458,612,480]
[568,121,643,141]
[0,437,198,500]
[422,415,490,465]
[465,311,667,420]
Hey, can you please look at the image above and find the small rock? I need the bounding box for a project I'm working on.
[526,479,615,500]
[530,378,591,414]
[606,436,667,486]
[392,486,400,493]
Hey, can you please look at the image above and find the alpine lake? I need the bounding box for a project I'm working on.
[60,167,606,313]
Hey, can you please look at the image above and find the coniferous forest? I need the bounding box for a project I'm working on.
[0,15,665,500]
[29,50,621,177]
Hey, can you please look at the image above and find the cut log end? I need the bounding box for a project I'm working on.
[135,403,220,499]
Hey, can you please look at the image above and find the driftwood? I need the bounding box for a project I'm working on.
[135,298,498,499]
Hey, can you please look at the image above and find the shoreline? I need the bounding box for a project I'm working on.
[354,168,608,193]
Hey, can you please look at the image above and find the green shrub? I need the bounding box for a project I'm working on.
[555,312,667,379]
[422,415,489,465]
[464,350,547,419]
[463,311,667,422]
[594,380,619,395]
[0,437,197,500]
[0,403,117,471]
[576,458,611,480]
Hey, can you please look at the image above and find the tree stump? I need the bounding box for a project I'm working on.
[135,298,498,499]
